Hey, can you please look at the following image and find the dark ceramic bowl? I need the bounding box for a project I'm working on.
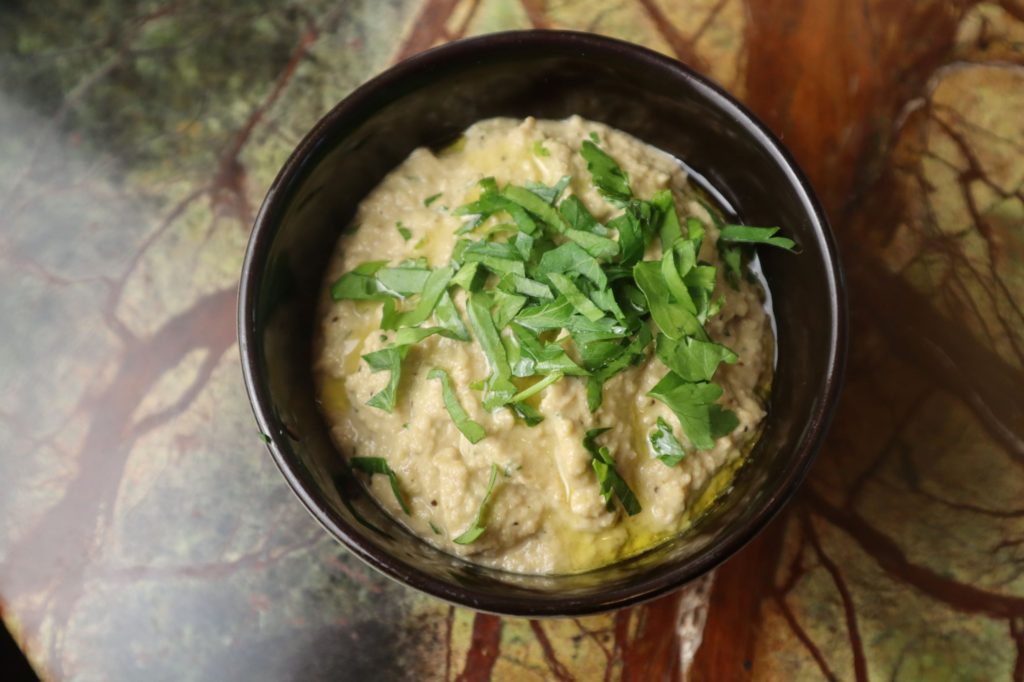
[239,30,845,616]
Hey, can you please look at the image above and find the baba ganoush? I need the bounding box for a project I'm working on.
[314,116,793,575]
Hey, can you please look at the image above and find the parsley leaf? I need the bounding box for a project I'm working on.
[453,463,500,544]
[456,183,538,235]
[684,264,718,320]
[524,175,571,205]
[433,291,471,341]
[720,243,746,290]
[491,289,527,329]
[387,265,456,329]
[393,326,461,345]
[509,323,588,376]
[582,428,641,515]
[362,346,408,413]
[510,401,544,426]
[719,225,797,251]
[655,333,737,382]
[652,189,683,249]
[428,368,486,443]
[330,260,393,301]
[686,216,706,253]
[503,184,569,234]
[532,140,550,157]
[396,222,413,241]
[649,416,687,466]
[350,456,411,514]
[547,272,606,322]
[466,293,517,409]
[580,140,632,206]
[450,261,485,292]
[510,371,563,403]
[564,228,620,259]
[608,200,656,266]
[535,242,607,289]
[661,240,697,302]
[559,195,607,235]
[514,296,576,332]
[585,325,652,411]
[647,373,739,450]
[632,261,705,340]
[375,266,431,296]
[423,192,443,207]
[498,273,553,300]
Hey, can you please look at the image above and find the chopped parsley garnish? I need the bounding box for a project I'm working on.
[350,456,411,514]
[396,221,413,241]
[330,134,796,518]
[428,368,486,443]
[453,463,500,544]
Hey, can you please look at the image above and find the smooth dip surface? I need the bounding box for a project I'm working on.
[314,116,773,574]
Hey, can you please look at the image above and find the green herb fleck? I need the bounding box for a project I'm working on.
[396,222,413,241]
[424,192,443,207]
[532,140,550,157]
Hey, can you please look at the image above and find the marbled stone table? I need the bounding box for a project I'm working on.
[2,1,1022,679]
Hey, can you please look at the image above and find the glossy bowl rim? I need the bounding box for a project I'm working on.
[238,29,847,617]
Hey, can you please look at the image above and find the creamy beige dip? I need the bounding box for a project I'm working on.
[314,116,771,574]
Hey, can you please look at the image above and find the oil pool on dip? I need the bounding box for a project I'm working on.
[313,116,795,575]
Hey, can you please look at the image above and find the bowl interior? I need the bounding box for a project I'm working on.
[240,32,842,616]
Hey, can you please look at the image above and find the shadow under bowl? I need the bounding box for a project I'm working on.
[238,30,846,617]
